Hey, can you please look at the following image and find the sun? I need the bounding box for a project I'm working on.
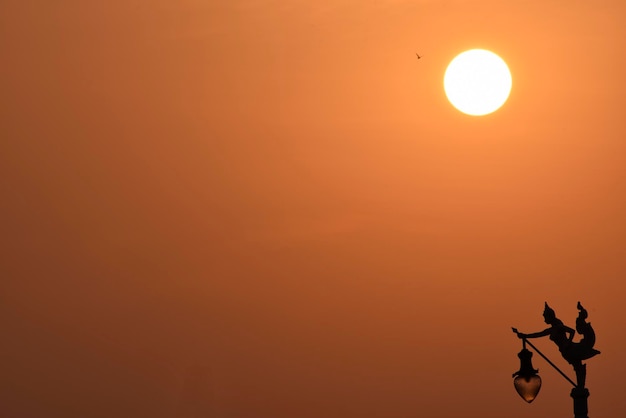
[444,49,512,116]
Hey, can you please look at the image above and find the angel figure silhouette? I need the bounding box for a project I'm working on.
[513,302,600,388]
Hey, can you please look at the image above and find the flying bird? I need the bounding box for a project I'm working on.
[415,52,422,59]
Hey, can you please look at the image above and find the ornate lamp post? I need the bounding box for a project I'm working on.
[512,338,541,403]
[511,302,600,418]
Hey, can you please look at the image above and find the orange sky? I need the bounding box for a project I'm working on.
[2,1,626,417]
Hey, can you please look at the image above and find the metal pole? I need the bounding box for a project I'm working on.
[571,387,589,418]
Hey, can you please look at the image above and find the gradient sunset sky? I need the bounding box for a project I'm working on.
[2,1,626,417]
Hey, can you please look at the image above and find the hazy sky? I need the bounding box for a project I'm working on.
[2,1,626,417]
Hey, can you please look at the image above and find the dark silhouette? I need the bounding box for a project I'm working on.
[415,52,422,59]
[513,302,600,388]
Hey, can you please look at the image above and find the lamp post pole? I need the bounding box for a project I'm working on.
[511,302,600,418]
[522,337,588,418]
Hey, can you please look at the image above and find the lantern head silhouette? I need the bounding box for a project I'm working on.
[513,346,542,403]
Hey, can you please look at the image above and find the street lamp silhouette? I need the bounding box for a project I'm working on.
[511,302,600,418]
[512,339,541,402]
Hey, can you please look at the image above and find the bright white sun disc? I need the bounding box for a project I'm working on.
[444,49,512,116]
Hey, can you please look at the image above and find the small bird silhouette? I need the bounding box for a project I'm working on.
[415,52,422,59]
